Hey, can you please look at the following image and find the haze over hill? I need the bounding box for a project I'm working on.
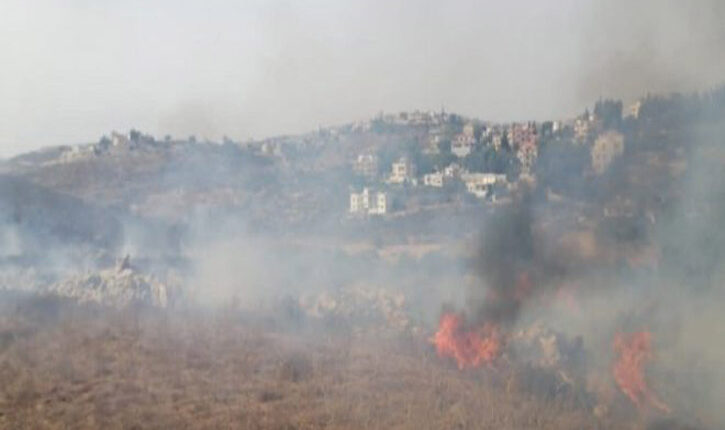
[1,0,724,157]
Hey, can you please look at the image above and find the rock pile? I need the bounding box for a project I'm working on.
[48,257,177,308]
[299,284,411,332]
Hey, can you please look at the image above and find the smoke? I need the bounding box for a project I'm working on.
[575,0,725,106]
[4,1,725,156]
[468,192,565,324]
[450,85,725,425]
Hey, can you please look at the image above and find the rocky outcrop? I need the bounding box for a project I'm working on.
[47,262,177,308]
[299,284,411,332]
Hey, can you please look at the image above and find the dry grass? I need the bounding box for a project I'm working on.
[0,297,655,429]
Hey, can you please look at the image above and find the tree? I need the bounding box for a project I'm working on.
[594,99,623,129]
[540,121,554,137]
[463,150,487,172]
[534,140,591,198]
[98,135,111,150]
[437,139,452,154]
[448,113,463,127]
[500,133,511,152]
[429,152,456,171]
[129,129,142,142]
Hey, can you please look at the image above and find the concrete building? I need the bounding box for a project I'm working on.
[369,191,388,215]
[461,173,506,199]
[573,111,602,144]
[350,188,388,215]
[352,153,378,179]
[517,141,538,174]
[491,133,503,151]
[627,101,642,119]
[507,123,537,150]
[443,162,463,178]
[111,131,129,147]
[389,157,416,184]
[573,118,592,143]
[463,122,475,138]
[591,131,625,174]
[423,171,447,187]
[451,133,475,158]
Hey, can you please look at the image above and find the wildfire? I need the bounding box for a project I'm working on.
[431,313,502,369]
[613,331,670,413]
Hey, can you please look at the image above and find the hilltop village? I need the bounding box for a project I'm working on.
[6,88,724,246]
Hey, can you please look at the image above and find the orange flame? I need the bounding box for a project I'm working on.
[613,331,670,413]
[431,313,502,369]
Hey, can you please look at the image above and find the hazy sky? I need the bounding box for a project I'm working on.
[1,0,723,157]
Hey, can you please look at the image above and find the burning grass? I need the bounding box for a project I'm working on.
[0,296,697,429]
[430,312,502,369]
[613,331,670,414]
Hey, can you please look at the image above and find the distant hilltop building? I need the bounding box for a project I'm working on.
[507,123,537,150]
[423,171,446,187]
[461,172,506,199]
[378,109,450,127]
[349,188,388,216]
[517,141,538,175]
[352,153,378,179]
[111,131,130,147]
[423,134,441,155]
[573,111,601,144]
[423,162,462,187]
[388,157,416,184]
[627,101,642,119]
[591,131,625,174]
[451,133,475,158]
[462,122,475,138]
[491,132,504,151]
[261,141,283,157]
[443,162,463,178]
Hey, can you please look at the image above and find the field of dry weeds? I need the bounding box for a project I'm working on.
[0,296,681,430]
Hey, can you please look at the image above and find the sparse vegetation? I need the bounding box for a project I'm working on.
[0,297,633,430]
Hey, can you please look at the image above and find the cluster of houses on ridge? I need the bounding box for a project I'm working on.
[63,104,630,221]
[348,155,509,216]
[349,107,631,217]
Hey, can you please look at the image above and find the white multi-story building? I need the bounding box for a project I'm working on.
[111,131,129,147]
[443,162,463,178]
[491,133,503,151]
[461,173,506,199]
[451,133,475,158]
[517,141,538,174]
[350,188,388,216]
[627,101,642,119]
[423,172,447,187]
[369,191,387,215]
[388,157,416,184]
[462,122,475,138]
[352,153,378,179]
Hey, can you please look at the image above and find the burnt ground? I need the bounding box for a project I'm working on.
[0,296,678,430]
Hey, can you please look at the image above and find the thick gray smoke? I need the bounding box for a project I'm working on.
[575,0,725,106]
[460,89,725,427]
[469,192,570,325]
